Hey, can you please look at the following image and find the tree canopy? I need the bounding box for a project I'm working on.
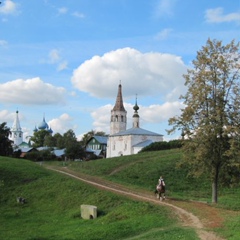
[169,39,240,203]
[0,122,13,156]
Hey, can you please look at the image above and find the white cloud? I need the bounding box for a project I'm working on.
[0,0,19,15]
[0,39,8,46]
[0,109,14,123]
[91,104,112,133]
[48,113,77,135]
[154,0,177,18]
[155,28,173,40]
[57,61,68,71]
[205,8,240,24]
[49,49,61,64]
[71,47,187,101]
[90,101,184,135]
[140,101,183,123]
[58,7,68,14]
[72,11,85,18]
[0,77,66,105]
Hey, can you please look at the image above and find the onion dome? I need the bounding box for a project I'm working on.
[33,126,38,132]
[48,127,53,134]
[133,96,139,117]
[38,116,49,130]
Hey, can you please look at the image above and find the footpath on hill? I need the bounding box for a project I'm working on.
[46,165,228,240]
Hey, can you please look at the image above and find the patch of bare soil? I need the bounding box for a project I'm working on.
[47,166,226,240]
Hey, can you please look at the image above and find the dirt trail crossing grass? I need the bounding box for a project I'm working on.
[47,166,226,240]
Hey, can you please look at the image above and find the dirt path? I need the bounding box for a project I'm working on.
[47,166,225,240]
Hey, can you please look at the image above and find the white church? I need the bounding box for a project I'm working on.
[106,84,163,158]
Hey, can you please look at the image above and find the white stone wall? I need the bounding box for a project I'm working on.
[107,134,163,158]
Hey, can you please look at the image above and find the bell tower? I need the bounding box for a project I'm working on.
[132,95,140,128]
[10,110,23,146]
[110,83,127,135]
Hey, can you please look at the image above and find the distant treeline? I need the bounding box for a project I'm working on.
[140,140,183,152]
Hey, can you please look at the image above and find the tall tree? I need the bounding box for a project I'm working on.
[81,130,107,146]
[0,122,13,156]
[169,39,240,203]
[31,130,51,148]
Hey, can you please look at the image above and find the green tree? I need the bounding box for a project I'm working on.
[81,130,107,146]
[44,134,56,148]
[54,133,65,149]
[31,130,51,148]
[0,122,13,156]
[63,129,85,160]
[169,39,240,203]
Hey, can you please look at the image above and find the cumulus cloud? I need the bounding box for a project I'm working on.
[205,8,240,24]
[48,113,77,134]
[91,101,184,134]
[0,77,66,105]
[71,47,187,101]
[0,0,19,15]
[0,109,14,123]
[91,104,113,133]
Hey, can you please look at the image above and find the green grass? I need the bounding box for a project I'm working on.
[61,150,213,202]
[54,149,240,240]
[0,156,197,240]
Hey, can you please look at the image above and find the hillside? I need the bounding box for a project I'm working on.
[0,156,197,240]
[1,149,240,239]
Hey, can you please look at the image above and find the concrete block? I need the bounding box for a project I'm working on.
[81,204,97,219]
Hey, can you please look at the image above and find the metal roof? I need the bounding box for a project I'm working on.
[110,127,163,137]
[133,139,153,147]
[93,135,108,144]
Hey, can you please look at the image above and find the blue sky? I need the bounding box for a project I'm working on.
[0,0,239,141]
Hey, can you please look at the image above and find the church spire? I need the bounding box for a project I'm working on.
[10,110,23,146]
[110,83,127,135]
[112,83,126,112]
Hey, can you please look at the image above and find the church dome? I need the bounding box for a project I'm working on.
[38,117,49,130]
[48,127,53,134]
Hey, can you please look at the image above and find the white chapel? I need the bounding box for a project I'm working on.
[106,84,163,158]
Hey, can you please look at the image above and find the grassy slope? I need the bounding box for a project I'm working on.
[63,149,240,240]
[66,149,240,207]
[0,156,197,240]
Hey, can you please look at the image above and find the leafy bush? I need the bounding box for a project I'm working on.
[140,140,183,152]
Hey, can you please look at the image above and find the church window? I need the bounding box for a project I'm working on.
[115,115,118,122]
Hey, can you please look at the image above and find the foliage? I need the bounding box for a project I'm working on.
[0,122,13,156]
[30,129,51,148]
[140,140,183,152]
[63,130,86,160]
[81,130,107,146]
[168,39,240,203]
[25,149,56,161]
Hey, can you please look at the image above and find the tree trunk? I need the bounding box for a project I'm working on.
[212,168,219,203]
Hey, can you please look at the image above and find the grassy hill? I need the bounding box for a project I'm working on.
[64,149,240,210]
[0,156,197,240]
[1,149,240,239]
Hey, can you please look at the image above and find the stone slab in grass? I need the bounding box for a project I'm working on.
[81,204,97,219]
